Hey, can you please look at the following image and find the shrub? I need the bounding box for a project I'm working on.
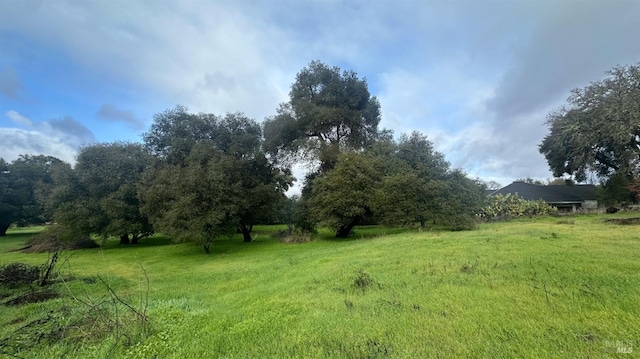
[0,263,41,287]
[478,193,557,221]
[352,269,375,292]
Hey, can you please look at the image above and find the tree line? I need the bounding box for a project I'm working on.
[4,61,636,250]
[1,61,489,250]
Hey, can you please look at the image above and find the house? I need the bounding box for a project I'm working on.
[490,181,598,212]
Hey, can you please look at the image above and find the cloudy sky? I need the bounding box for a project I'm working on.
[1,0,639,189]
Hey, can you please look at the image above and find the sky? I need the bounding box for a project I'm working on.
[1,0,639,191]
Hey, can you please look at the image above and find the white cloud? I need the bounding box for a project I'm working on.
[0,1,293,122]
[1,111,95,163]
[1,0,638,184]
[0,128,78,163]
[7,110,32,127]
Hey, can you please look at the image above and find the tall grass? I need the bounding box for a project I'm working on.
[0,214,638,358]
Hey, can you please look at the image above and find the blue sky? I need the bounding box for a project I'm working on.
[1,0,639,190]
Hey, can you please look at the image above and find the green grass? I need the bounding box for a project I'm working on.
[1,214,639,358]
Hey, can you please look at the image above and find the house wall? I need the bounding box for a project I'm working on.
[583,200,598,209]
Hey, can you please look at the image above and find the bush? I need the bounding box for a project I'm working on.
[440,213,478,231]
[0,263,41,287]
[478,193,557,221]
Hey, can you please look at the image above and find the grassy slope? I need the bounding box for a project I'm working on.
[0,215,638,358]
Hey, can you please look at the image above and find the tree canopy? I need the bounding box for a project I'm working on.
[308,151,380,237]
[539,63,640,183]
[41,143,153,244]
[306,132,486,237]
[263,60,381,171]
[4,61,497,249]
[140,109,290,251]
[0,155,63,236]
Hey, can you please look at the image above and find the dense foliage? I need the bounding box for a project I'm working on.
[0,61,553,249]
[140,111,290,251]
[40,143,153,244]
[479,193,557,221]
[263,60,382,171]
[540,63,640,203]
[307,132,486,236]
[0,155,62,236]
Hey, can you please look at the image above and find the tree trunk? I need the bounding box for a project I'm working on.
[0,222,10,236]
[119,234,130,245]
[335,219,358,238]
[240,224,253,242]
[131,234,139,244]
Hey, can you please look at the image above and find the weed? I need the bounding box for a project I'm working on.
[460,258,479,274]
[0,254,152,358]
[352,269,375,292]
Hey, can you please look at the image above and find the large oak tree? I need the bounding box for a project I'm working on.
[140,109,290,251]
[539,63,640,183]
[308,132,486,237]
[0,155,63,236]
[42,143,153,244]
[263,60,381,172]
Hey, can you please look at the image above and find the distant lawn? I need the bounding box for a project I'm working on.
[0,214,639,358]
[0,226,44,252]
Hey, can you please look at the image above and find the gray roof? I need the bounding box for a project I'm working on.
[490,182,597,204]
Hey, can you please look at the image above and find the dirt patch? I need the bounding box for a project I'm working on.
[605,217,640,225]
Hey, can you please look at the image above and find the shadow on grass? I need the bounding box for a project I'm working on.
[317,225,418,242]
[5,224,418,256]
[99,234,174,250]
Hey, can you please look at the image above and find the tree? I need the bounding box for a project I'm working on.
[140,109,290,251]
[372,171,439,228]
[372,133,485,230]
[396,132,450,181]
[0,158,15,236]
[436,170,486,230]
[547,178,573,186]
[0,155,63,236]
[483,180,503,191]
[142,106,262,165]
[370,132,450,229]
[514,177,545,185]
[307,131,486,237]
[539,63,640,186]
[308,152,380,237]
[263,60,381,172]
[43,143,153,244]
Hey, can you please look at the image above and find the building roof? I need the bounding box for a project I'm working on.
[490,182,597,204]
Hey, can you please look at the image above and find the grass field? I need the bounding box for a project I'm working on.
[0,214,638,358]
